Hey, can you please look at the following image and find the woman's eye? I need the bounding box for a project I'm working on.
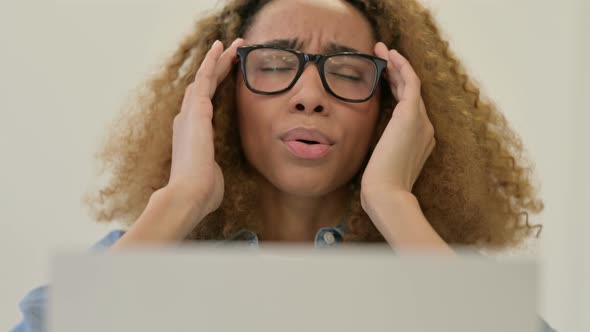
[328,71,362,81]
[260,67,296,72]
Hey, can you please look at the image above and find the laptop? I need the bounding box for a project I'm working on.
[48,244,538,332]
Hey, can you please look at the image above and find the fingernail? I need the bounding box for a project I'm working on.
[211,40,220,49]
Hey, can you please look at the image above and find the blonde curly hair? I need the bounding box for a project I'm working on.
[82,0,543,248]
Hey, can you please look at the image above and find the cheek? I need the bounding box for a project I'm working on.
[236,80,274,163]
[236,83,257,148]
[344,103,380,151]
[342,109,379,172]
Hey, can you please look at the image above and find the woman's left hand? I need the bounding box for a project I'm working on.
[361,42,436,200]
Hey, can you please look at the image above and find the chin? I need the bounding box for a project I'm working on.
[243,147,354,197]
[265,168,341,197]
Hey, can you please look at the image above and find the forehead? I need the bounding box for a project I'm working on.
[243,0,376,54]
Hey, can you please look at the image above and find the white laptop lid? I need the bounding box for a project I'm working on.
[49,245,538,332]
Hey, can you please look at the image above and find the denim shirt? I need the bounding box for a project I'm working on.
[10,227,556,332]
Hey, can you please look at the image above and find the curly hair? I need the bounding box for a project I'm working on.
[82,0,543,248]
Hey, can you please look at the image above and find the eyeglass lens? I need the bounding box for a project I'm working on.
[244,48,377,101]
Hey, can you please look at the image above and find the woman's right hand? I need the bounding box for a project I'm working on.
[166,38,244,221]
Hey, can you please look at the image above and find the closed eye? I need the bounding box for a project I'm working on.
[327,71,361,81]
[260,67,296,72]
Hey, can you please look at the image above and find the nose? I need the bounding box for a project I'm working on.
[295,103,324,113]
[289,65,329,115]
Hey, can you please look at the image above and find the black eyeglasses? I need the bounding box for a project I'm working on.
[236,45,387,103]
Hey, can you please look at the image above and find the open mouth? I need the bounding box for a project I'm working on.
[284,140,332,159]
[296,139,320,145]
[280,128,333,159]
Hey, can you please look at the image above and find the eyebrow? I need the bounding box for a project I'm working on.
[261,38,301,49]
[325,42,360,53]
[260,38,361,54]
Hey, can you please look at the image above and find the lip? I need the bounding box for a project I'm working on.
[280,127,334,160]
[280,127,334,145]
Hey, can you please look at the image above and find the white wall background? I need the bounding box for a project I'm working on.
[0,0,587,331]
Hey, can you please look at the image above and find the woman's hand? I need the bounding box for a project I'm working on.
[361,42,436,199]
[360,43,450,252]
[166,38,244,221]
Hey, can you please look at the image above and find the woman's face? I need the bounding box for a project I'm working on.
[236,0,380,197]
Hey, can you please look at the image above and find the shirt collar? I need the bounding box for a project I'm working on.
[228,224,345,248]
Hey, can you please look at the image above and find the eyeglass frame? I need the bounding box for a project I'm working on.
[236,44,388,103]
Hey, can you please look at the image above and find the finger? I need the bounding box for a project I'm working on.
[182,82,194,107]
[374,42,404,101]
[388,49,421,101]
[213,38,245,87]
[427,137,436,157]
[193,40,224,99]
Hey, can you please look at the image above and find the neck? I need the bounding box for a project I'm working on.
[255,177,350,242]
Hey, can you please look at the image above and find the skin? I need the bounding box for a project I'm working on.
[114,0,453,252]
[236,0,381,241]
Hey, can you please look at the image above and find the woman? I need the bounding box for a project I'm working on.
[12,0,552,331]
